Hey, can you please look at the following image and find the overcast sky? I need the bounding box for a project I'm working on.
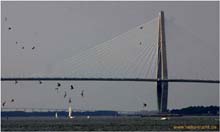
[1,1,219,111]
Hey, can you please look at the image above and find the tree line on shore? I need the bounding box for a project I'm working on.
[1,106,219,117]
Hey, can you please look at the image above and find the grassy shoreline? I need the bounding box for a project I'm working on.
[1,116,219,131]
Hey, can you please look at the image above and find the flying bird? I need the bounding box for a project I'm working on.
[68,98,72,103]
[57,83,61,87]
[81,90,84,97]
[140,26,143,30]
[32,46,35,50]
[139,42,142,45]
[64,91,67,98]
[70,85,74,90]
[21,46,24,49]
[39,80,42,84]
[8,27,12,30]
[16,41,18,44]
[2,101,6,107]
[143,103,147,108]
[11,99,15,102]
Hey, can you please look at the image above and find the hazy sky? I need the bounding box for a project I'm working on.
[1,1,219,111]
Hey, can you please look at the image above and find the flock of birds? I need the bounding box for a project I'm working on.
[6,16,36,50]
[2,99,14,107]
[2,18,17,107]
[3,16,87,109]
[53,82,84,100]
[2,17,148,110]
[2,80,148,109]
[2,80,85,108]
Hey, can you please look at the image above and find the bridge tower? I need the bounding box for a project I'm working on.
[157,11,168,113]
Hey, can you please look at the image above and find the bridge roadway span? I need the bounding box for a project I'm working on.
[1,77,219,83]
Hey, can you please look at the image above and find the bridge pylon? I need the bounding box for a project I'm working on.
[157,11,168,113]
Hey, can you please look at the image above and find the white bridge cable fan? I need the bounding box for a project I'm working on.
[51,17,159,79]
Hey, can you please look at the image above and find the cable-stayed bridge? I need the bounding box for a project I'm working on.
[2,11,219,113]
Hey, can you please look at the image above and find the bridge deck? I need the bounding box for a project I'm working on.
[1,77,219,83]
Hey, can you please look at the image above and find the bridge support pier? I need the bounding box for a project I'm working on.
[157,81,168,113]
[157,11,168,113]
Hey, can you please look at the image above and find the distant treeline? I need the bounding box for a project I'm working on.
[1,110,119,117]
[170,106,219,115]
[1,106,219,117]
